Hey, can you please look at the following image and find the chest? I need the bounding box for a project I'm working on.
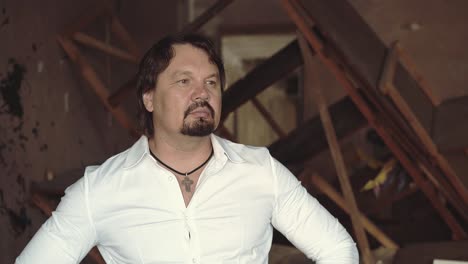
[92,164,275,263]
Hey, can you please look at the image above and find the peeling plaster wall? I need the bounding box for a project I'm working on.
[0,1,177,263]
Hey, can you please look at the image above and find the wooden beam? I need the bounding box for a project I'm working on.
[268,96,366,165]
[308,173,399,250]
[180,0,235,34]
[250,97,286,138]
[283,0,467,240]
[297,0,434,133]
[378,42,399,95]
[221,40,303,120]
[57,36,139,137]
[297,31,375,264]
[379,42,468,208]
[108,77,138,108]
[73,32,139,64]
[110,16,140,58]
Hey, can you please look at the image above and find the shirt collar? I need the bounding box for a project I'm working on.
[210,134,245,164]
[123,134,245,169]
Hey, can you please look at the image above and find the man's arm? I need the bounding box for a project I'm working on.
[16,171,97,264]
[270,157,359,263]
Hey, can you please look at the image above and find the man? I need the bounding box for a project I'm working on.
[16,34,358,263]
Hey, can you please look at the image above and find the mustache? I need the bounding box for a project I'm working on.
[184,101,215,118]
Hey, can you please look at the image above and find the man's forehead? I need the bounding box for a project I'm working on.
[165,45,218,75]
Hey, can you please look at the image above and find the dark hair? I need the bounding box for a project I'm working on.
[136,34,225,137]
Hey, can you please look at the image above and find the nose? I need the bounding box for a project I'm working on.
[192,81,209,101]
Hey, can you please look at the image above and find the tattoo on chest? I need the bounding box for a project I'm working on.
[181,176,194,192]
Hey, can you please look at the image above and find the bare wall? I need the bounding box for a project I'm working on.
[0,1,178,263]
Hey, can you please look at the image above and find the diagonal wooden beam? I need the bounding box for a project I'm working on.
[379,43,468,219]
[297,32,375,264]
[221,40,303,120]
[268,96,366,165]
[250,97,286,138]
[108,77,138,108]
[282,0,467,240]
[308,172,399,250]
[73,32,139,64]
[180,0,236,35]
[57,36,138,137]
[110,16,140,58]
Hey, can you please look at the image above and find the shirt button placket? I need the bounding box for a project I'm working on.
[184,212,200,264]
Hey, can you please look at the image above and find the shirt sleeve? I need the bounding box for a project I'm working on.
[270,156,359,264]
[16,172,97,264]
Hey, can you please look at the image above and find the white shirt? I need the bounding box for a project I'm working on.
[16,135,358,264]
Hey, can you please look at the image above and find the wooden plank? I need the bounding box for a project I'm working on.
[379,43,468,207]
[296,0,433,133]
[418,163,468,221]
[180,0,235,34]
[298,32,375,264]
[73,32,139,64]
[108,77,137,108]
[308,173,399,250]
[57,36,139,137]
[250,97,286,138]
[282,0,467,240]
[110,17,140,58]
[386,83,468,206]
[268,96,366,165]
[221,40,303,120]
[378,41,399,95]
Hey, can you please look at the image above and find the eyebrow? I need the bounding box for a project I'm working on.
[171,70,192,79]
[205,73,219,79]
[171,71,219,80]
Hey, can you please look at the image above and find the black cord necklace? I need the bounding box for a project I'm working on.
[150,148,214,177]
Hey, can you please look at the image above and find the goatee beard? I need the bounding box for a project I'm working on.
[181,118,214,136]
[181,101,216,137]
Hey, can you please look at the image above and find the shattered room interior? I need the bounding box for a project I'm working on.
[1,0,467,263]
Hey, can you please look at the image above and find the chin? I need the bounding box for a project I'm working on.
[181,119,215,137]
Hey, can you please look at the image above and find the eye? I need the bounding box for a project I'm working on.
[177,79,190,86]
[206,80,217,87]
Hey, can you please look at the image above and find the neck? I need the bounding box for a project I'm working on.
[149,131,213,172]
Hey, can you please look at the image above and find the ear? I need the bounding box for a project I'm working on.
[142,90,154,112]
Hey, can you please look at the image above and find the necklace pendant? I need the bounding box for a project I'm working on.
[181,176,194,192]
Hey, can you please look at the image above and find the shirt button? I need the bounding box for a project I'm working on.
[192,258,197,263]
[168,176,173,181]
